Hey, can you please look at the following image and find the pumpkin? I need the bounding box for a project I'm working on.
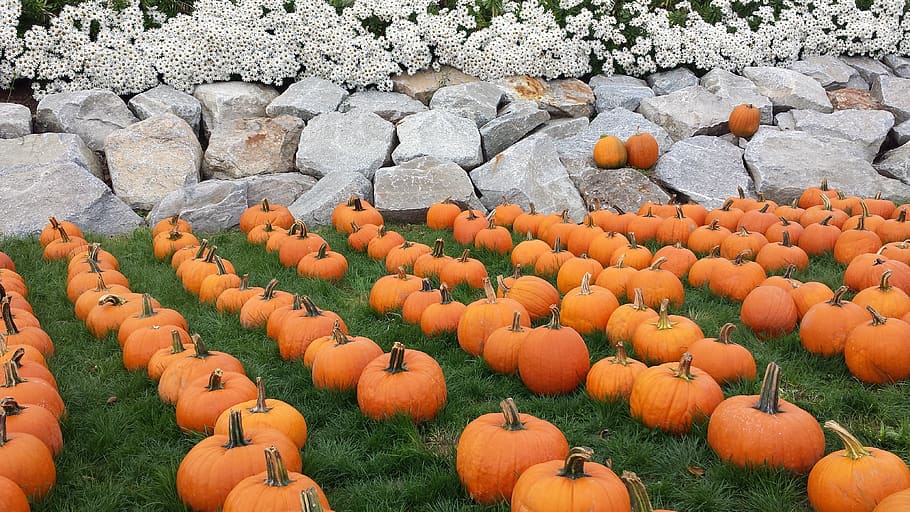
[720,226,768,260]
[586,342,647,402]
[356,342,447,422]
[798,178,839,208]
[708,251,766,302]
[332,196,383,234]
[401,278,442,324]
[419,284,466,337]
[517,306,591,396]
[0,408,56,501]
[42,225,87,261]
[605,288,658,344]
[123,325,192,372]
[0,474,29,512]
[632,299,704,365]
[175,369,258,434]
[369,267,424,315]
[765,216,804,245]
[157,334,246,404]
[651,243,696,279]
[510,446,631,512]
[216,274,264,315]
[7,346,55,388]
[481,311,528,375]
[385,240,431,273]
[176,410,302,512]
[799,286,870,356]
[213,377,308,449]
[555,254,602,294]
[566,215,605,256]
[457,278,530,356]
[179,246,236,295]
[755,231,809,272]
[510,233,552,269]
[609,232,653,270]
[878,240,910,265]
[843,199,886,232]
[0,253,12,272]
[594,254,637,299]
[876,210,910,243]
[438,249,488,289]
[366,225,406,261]
[852,269,910,318]
[560,273,619,335]
[875,489,910,511]
[346,222,380,251]
[834,217,883,265]
[222,447,331,512]
[199,257,241,305]
[455,398,569,504]
[625,208,663,244]
[539,210,577,249]
[729,103,760,137]
[844,305,910,384]
[426,197,462,230]
[239,279,294,329]
[171,239,206,269]
[86,293,161,340]
[799,215,842,255]
[593,134,627,169]
[39,216,83,246]
[413,239,455,278]
[789,279,836,318]
[147,330,195,381]
[0,298,54,356]
[686,323,756,385]
[311,327,383,392]
[453,209,489,246]
[807,420,910,512]
[740,285,799,340]
[297,243,348,282]
[533,237,575,279]
[704,199,744,231]
[247,222,286,245]
[655,206,697,246]
[277,222,327,268]
[512,203,545,238]
[276,296,347,361]
[239,198,294,233]
[153,229,199,261]
[587,231,629,266]
[116,293,188,347]
[622,471,676,512]
[474,217,513,254]
[629,353,723,434]
[626,132,659,169]
[1,397,63,457]
[802,194,849,228]
[301,320,342,369]
[1,361,64,419]
[707,362,825,473]
[626,257,685,308]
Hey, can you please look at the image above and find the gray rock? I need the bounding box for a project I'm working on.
[429,81,503,128]
[0,104,31,138]
[638,86,738,140]
[203,115,304,179]
[470,135,587,220]
[556,108,673,166]
[772,109,894,161]
[494,76,595,118]
[741,67,834,113]
[564,159,671,214]
[296,111,396,179]
[530,117,589,140]
[148,179,248,233]
[288,172,373,227]
[700,68,773,124]
[883,55,910,78]
[128,85,202,135]
[0,162,142,236]
[0,133,103,179]
[104,113,202,210]
[266,77,348,122]
[593,81,655,112]
[193,81,279,138]
[744,128,910,203]
[871,75,910,124]
[893,120,910,146]
[373,156,484,223]
[240,173,318,207]
[480,100,549,159]
[875,142,910,184]
[338,91,427,123]
[35,89,138,151]
[842,56,893,84]
[652,135,752,209]
[647,68,698,95]
[787,56,867,90]
[392,65,480,105]
[391,109,482,169]
[589,73,648,90]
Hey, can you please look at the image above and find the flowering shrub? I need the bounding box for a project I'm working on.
[0,0,908,97]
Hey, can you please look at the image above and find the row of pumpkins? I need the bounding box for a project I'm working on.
[153,185,910,510]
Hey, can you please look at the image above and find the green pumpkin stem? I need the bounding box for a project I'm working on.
[206,368,225,391]
[500,397,526,431]
[655,298,676,330]
[754,362,782,415]
[557,447,594,480]
[823,420,872,460]
[223,409,252,449]
[385,342,408,374]
[622,471,656,512]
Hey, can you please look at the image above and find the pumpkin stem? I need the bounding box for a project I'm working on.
[0,397,25,416]
[780,230,792,248]
[613,253,627,268]
[878,269,893,291]
[2,360,25,388]
[823,420,872,460]
[627,232,639,249]
[828,285,850,306]
[291,294,303,312]
[754,362,782,415]
[384,342,408,374]
[820,178,829,191]
[557,447,594,480]
[630,288,648,311]
[261,279,280,300]
[262,446,296,487]
[734,250,752,264]
[249,377,272,414]
[707,218,721,230]
[482,277,498,304]
[528,203,537,216]
[820,215,834,226]
[314,243,329,260]
[623,471,656,512]
[898,210,907,223]
[778,216,791,227]
[737,186,746,199]
[511,265,523,279]
[213,255,229,275]
[85,255,103,275]
[758,203,770,213]
[499,397,526,431]
[1,298,18,335]
[49,216,61,230]
[716,323,736,344]
[56,225,71,243]
[496,275,512,297]
[190,334,211,359]
[820,194,834,211]
[302,296,322,317]
[350,221,361,234]
[10,347,26,368]
[431,239,445,258]
[418,278,434,293]
[331,321,351,345]
[674,352,695,380]
[648,257,667,271]
[235,274,251,291]
[135,293,156,318]
[296,222,310,239]
[97,294,127,307]
[720,198,734,211]
[288,222,302,237]
[0,408,8,446]
[223,409,252,449]
[781,263,796,280]
[166,229,184,241]
[867,305,887,326]
[546,305,563,330]
[192,239,209,260]
[352,198,367,212]
[300,487,325,512]
[552,237,563,253]
[579,273,593,295]
[654,298,676,330]
[439,284,453,305]
[458,249,471,263]
[508,311,524,332]
[613,341,631,365]
[260,198,271,212]
[206,368,225,391]
[168,329,186,355]
[855,215,866,231]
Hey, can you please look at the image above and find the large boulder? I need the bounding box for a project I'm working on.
[841,56,893,85]
[494,76,594,118]
[0,103,31,138]
[564,159,671,214]
[0,133,103,179]
[652,135,753,209]
[883,55,910,78]
[193,82,279,138]
[647,68,698,96]
[338,91,427,123]
[741,67,834,113]
[296,111,396,179]
[429,81,503,128]
[266,77,348,121]
[203,115,304,179]
[530,117,589,141]
[787,56,867,90]
[392,110,482,169]
[744,127,910,203]
[104,113,202,210]
[556,108,673,166]
[392,65,479,105]
[700,68,773,124]
[826,88,882,111]
[871,75,910,124]
[893,120,910,146]
[240,173,317,207]
[590,74,654,112]
[875,142,910,185]
[638,86,738,140]
[480,100,550,159]
[288,172,373,227]
[373,156,484,223]
[35,89,138,151]
[0,162,142,236]
[773,109,894,162]
[128,85,202,135]
[471,135,586,220]
[148,180,248,233]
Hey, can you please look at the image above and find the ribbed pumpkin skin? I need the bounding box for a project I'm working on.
[799,287,870,356]
[175,370,258,434]
[221,448,330,512]
[311,334,384,392]
[585,343,647,402]
[356,344,447,422]
[875,489,910,511]
[844,311,910,384]
[213,378,308,449]
[0,474,29,512]
[740,286,799,340]
[593,135,627,169]
[685,325,756,385]
[457,280,530,356]
[628,355,723,434]
[517,308,591,396]
[0,428,56,500]
[2,398,64,456]
[456,399,569,504]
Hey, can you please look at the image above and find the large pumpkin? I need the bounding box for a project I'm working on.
[629,353,723,434]
[356,342,447,422]
[517,306,591,396]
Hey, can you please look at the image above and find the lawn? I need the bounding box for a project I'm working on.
[3,221,909,511]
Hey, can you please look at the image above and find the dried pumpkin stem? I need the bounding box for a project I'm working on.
[717,323,736,344]
[206,368,225,391]
[439,284,453,305]
[223,410,252,449]
[431,239,445,258]
[546,305,562,329]
[655,298,676,330]
[263,446,295,487]
[249,377,272,414]
[190,334,211,359]
[754,362,782,415]
[579,273,593,295]
[674,353,695,380]
[385,342,408,374]
[261,279,280,300]
[614,342,630,365]
[300,487,324,512]
[499,398,526,431]
[0,408,7,446]
[557,447,594,480]
[168,329,186,355]
[623,471,655,512]
[1,298,18,335]
[138,293,156,318]
[867,305,887,326]
[823,420,872,460]
[878,269,893,291]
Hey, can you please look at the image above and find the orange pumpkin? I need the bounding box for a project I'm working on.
[586,342,647,402]
[356,342,447,422]
[517,306,591,396]
[625,132,659,169]
[629,353,723,434]
[593,135,627,169]
[729,103,760,137]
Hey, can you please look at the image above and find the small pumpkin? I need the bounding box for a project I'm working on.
[213,377,308,449]
[238,198,294,233]
[740,285,799,340]
[0,408,56,501]
[626,132,659,169]
[844,305,910,384]
[419,284,466,337]
[586,342,647,402]
[729,103,760,137]
[517,306,591,396]
[593,134,628,169]
[686,323,756,385]
[223,447,331,512]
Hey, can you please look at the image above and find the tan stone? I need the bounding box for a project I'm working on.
[827,88,882,110]
[392,66,479,105]
[203,115,304,179]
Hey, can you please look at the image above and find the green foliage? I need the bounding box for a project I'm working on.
[2,223,908,511]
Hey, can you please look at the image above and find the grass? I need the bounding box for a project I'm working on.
[3,223,910,512]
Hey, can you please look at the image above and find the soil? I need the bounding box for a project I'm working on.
[1,80,39,114]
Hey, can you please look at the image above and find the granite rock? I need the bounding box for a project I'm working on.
[128,85,202,135]
[0,103,31,138]
[373,156,484,223]
[193,81,279,138]
[148,179,248,233]
[35,89,137,151]
[338,91,427,123]
[652,135,752,209]
[391,109,482,169]
[741,67,834,113]
[288,172,373,227]
[203,115,304,179]
[296,110,396,179]
[0,133,103,179]
[266,77,348,121]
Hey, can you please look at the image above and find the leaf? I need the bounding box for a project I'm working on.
[687,465,705,477]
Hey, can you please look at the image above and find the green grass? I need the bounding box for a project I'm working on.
[2,224,909,512]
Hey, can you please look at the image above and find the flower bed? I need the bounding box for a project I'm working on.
[0,0,908,98]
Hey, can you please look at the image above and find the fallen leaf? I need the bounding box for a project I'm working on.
[687,465,705,477]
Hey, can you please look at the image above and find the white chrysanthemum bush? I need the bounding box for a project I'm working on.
[0,0,908,97]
